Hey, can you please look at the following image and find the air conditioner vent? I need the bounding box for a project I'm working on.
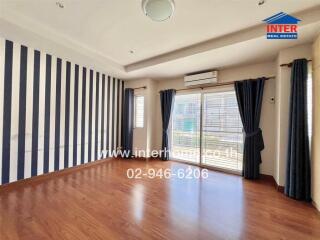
[184,71,218,87]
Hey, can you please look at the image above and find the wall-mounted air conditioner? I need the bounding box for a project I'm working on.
[184,71,218,87]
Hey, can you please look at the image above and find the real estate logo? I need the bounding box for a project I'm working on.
[263,12,301,39]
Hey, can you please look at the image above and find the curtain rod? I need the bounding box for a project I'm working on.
[133,86,147,90]
[169,76,275,93]
[280,59,312,67]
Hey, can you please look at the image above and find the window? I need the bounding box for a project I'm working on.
[307,63,312,149]
[134,95,144,128]
[202,90,243,172]
[170,89,244,172]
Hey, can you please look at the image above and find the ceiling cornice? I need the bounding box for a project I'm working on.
[125,6,320,72]
[1,4,319,78]
[0,8,125,76]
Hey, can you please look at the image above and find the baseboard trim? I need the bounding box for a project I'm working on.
[276,185,285,193]
[0,158,115,191]
[312,200,320,211]
[260,175,319,211]
[260,174,284,192]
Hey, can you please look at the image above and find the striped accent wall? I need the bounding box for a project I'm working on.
[0,38,124,185]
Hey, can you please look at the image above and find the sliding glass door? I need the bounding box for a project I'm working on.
[170,94,201,164]
[202,90,243,172]
[170,88,243,173]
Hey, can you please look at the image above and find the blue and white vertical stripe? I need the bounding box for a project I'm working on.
[0,38,124,185]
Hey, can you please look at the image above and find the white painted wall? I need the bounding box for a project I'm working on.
[0,18,124,79]
[312,35,320,210]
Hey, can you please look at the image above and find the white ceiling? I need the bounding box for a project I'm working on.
[127,22,320,79]
[1,0,320,79]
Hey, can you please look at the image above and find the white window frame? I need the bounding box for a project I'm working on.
[134,95,144,128]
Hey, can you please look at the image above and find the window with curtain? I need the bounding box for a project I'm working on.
[202,90,243,172]
[134,95,144,128]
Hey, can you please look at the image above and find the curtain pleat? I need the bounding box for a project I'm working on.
[234,78,265,179]
[285,58,311,201]
[121,88,134,158]
[160,89,176,160]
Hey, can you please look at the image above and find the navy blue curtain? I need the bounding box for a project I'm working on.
[285,59,311,201]
[121,88,134,158]
[160,89,176,160]
[235,78,265,179]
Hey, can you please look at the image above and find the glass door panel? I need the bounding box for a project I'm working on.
[170,94,201,164]
[202,90,243,172]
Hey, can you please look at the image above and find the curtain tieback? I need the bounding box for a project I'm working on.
[245,128,262,138]
[245,128,265,153]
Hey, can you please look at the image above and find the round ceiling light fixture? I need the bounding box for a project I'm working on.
[142,0,175,22]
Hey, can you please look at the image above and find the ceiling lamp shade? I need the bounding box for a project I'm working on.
[142,0,175,22]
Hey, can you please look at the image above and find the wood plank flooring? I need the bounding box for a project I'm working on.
[1,158,320,240]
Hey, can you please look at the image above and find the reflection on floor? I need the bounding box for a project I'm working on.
[0,158,320,240]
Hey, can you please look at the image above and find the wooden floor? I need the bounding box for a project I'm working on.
[1,158,320,240]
